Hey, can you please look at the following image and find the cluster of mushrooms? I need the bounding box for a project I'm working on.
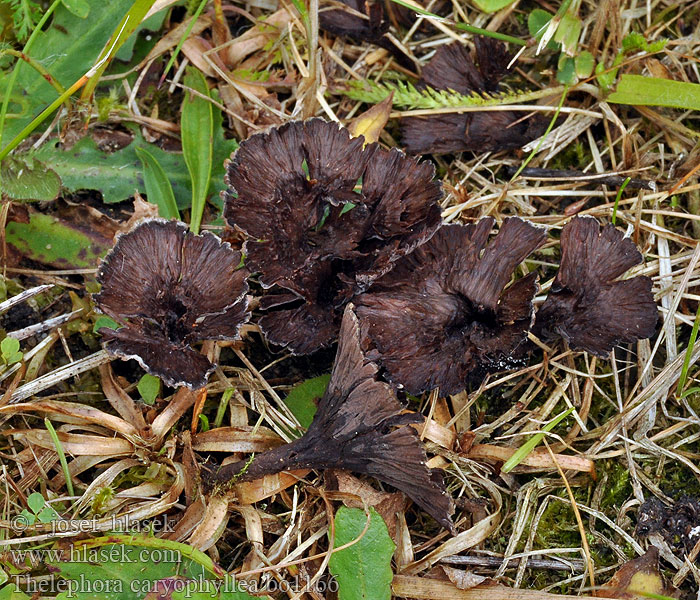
[95,119,658,532]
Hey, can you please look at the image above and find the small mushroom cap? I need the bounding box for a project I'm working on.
[534,216,658,356]
[214,305,455,532]
[95,219,250,388]
[401,38,546,155]
[223,119,442,354]
[356,218,545,395]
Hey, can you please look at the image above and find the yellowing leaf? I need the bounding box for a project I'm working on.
[595,548,679,599]
[348,93,394,145]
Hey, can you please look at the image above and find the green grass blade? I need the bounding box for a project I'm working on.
[181,68,214,234]
[44,418,74,498]
[677,303,700,397]
[80,0,157,101]
[0,0,62,150]
[607,74,700,110]
[159,0,208,87]
[611,177,631,225]
[501,406,575,473]
[510,86,569,181]
[135,146,180,219]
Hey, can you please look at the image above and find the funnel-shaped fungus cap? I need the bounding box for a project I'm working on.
[533,217,657,356]
[356,218,546,394]
[223,119,442,353]
[95,219,250,388]
[401,38,545,155]
[207,305,455,533]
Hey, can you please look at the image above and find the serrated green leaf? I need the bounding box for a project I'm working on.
[341,78,559,112]
[0,156,61,201]
[60,0,90,19]
[284,374,330,429]
[32,129,190,205]
[0,0,134,145]
[471,0,515,13]
[607,74,700,110]
[1,337,20,358]
[137,374,161,405]
[622,31,646,52]
[135,146,179,219]
[6,212,111,269]
[30,120,235,208]
[329,507,394,600]
[182,68,213,234]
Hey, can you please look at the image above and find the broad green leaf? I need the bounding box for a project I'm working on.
[0,0,134,145]
[6,213,111,269]
[49,538,261,600]
[6,352,23,365]
[115,8,169,65]
[527,9,559,50]
[137,374,161,405]
[181,68,213,234]
[0,156,61,201]
[79,0,157,101]
[26,492,45,513]
[94,316,120,334]
[31,122,235,207]
[60,0,90,19]
[472,0,515,13]
[329,507,394,600]
[607,74,700,111]
[284,374,330,429]
[0,583,30,599]
[553,12,581,56]
[575,51,595,79]
[32,130,190,205]
[557,55,577,84]
[1,337,20,359]
[135,146,179,219]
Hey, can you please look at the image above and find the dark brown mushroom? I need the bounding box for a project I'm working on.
[223,118,442,354]
[206,305,455,533]
[401,38,546,155]
[533,217,657,356]
[355,217,546,395]
[319,0,416,70]
[94,219,250,389]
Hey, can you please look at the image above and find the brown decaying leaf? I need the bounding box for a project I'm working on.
[356,217,546,395]
[401,39,546,155]
[205,306,454,532]
[95,219,250,388]
[223,118,441,354]
[533,216,658,357]
[594,547,680,599]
